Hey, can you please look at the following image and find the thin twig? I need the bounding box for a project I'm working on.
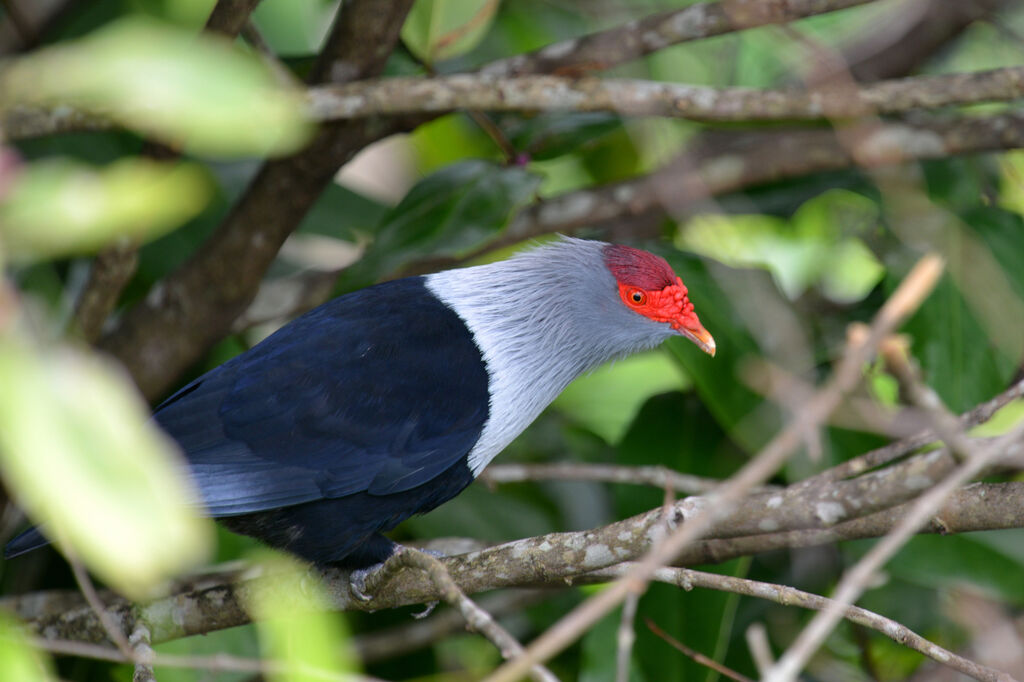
[66,554,132,657]
[645,617,754,682]
[615,593,639,682]
[366,549,559,682]
[129,624,156,682]
[745,623,774,677]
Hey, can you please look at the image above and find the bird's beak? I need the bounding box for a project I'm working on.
[679,321,716,357]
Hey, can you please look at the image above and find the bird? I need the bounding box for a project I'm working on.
[5,237,715,570]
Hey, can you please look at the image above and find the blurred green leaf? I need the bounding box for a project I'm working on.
[679,189,884,303]
[0,158,210,262]
[0,612,53,682]
[402,0,499,63]
[900,274,1014,413]
[555,351,690,444]
[348,160,541,283]
[819,237,885,303]
[998,151,1024,217]
[969,399,1024,437]
[0,338,211,598]
[244,552,356,682]
[1,18,312,156]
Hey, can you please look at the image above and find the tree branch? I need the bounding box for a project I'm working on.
[480,0,880,77]
[204,0,262,37]
[306,67,1024,122]
[7,479,1022,649]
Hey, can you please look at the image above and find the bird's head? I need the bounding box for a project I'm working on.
[603,243,716,356]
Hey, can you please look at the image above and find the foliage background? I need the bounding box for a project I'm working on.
[1,0,1023,681]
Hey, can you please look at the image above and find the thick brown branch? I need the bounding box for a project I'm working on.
[9,478,1022,648]
[204,0,262,37]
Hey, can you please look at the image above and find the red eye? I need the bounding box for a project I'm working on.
[629,290,646,305]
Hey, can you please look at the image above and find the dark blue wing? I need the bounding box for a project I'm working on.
[154,277,489,516]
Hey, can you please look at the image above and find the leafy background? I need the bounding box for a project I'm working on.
[1,0,1024,681]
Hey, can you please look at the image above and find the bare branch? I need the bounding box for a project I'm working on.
[353,589,551,663]
[129,624,155,682]
[615,593,639,682]
[481,462,742,495]
[365,549,559,682]
[481,0,880,77]
[645,617,755,682]
[7,479,1023,648]
[307,67,1024,122]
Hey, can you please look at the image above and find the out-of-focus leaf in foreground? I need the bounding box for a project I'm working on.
[0,339,211,598]
[402,0,499,63]
[0,158,210,262]
[0,612,52,682]
[0,18,312,156]
[244,551,356,682]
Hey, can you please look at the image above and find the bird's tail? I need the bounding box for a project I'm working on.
[4,526,49,559]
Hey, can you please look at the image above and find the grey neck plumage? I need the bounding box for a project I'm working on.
[425,237,676,475]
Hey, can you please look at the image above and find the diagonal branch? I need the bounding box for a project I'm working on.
[480,0,879,77]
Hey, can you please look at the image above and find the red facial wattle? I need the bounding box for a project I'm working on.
[617,277,716,356]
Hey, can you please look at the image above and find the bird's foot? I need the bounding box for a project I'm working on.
[411,601,439,619]
[346,546,449,603]
[348,565,380,602]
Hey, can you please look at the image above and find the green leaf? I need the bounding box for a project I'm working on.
[402,0,499,63]
[1,17,312,156]
[244,552,357,682]
[0,338,212,598]
[679,189,884,303]
[818,237,885,303]
[506,112,623,161]
[899,273,1014,413]
[349,160,541,283]
[852,533,1024,607]
[0,158,210,262]
[555,351,690,444]
[0,613,53,682]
